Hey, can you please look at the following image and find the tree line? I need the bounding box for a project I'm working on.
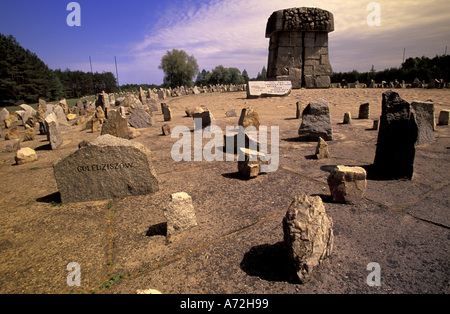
[0,33,119,106]
[331,55,450,85]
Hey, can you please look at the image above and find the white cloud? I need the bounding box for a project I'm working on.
[117,0,450,84]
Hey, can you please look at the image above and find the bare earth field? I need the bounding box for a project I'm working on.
[0,88,449,294]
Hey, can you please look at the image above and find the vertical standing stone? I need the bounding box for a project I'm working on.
[296,101,302,119]
[265,7,334,89]
[438,110,449,125]
[358,103,370,119]
[411,101,435,145]
[161,103,172,121]
[372,91,418,180]
[298,99,333,141]
[283,194,334,283]
[315,137,330,159]
[44,113,63,150]
[101,110,130,139]
[343,112,351,124]
[164,192,197,242]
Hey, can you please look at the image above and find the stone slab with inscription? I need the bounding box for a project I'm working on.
[53,135,159,203]
[246,81,292,99]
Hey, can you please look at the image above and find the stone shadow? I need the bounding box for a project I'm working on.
[240,241,299,284]
[146,222,167,237]
[36,192,61,204]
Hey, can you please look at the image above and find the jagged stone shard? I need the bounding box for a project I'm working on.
[372,90,418,180]
[298,99,333,141]
[283,194,334,283]
[53,135,159,203]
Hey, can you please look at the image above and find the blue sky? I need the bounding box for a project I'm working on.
[1,0,449,85]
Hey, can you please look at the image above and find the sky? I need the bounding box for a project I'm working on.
[0,0,449,86]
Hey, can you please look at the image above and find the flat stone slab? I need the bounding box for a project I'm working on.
[53,135,159,203]
[247,81,292,99]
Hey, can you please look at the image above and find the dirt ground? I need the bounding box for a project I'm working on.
[0,88,449,294]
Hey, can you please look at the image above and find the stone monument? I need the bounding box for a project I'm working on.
[265,7,334,89]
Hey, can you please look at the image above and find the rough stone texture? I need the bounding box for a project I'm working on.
[327,166,367,204]
[44,113,63,150]
[53,135,159,203]
[238,107,260,130]
[162,124,171,136]
[129,108,155,129]
[4,139,20,153]
[315,137,329,159]
[23,126,35,142]
[372,90,418,180]
[164,192,197,241]
[15,147,37,165]
[161,103,172,122]
[266,7,334,89]
[237,148,267,179]
[192,108,215,130]
[296,101,302,119]
[0,108,9,123]
[411,101,435,145]
[358,103,370,119]
[247,81,292,98]
[95,91,110,110]
[101,110,130,139]
[5,126,20,140]
[343,112,351,124]
[298,99,333,141]
[438,110,449,125]
[282,194,334,283]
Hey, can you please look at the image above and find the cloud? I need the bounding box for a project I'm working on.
[118,0,450,84]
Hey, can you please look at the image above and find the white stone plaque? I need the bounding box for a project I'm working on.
[247,81,292,98]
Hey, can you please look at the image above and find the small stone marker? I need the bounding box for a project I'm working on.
[358,103,370,119]
[283,194,334,283]
[296,102,302,119]
[53,135,159,203]
[15,147,38,165]
[372,119,379,130]
[23,126,34,142]
[343,112,351,124]
[327,166,367,204]
[298,99,333,141]
[164,192,197,241]
[237,147,267,179]
[4,139,20,153]
[44,113,63,150]
[438,110,449,125]
[246,81,292,99]
[372,91,418,180]
[161,103,172,121]
[411,101,435,145]
[315,137,330,159]
[162,124,171,136]
[0,108,9,123]
[238,107,260,130]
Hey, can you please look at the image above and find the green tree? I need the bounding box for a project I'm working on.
[242,69,250,83]
[158,49,199,88]
[0,33,63,106]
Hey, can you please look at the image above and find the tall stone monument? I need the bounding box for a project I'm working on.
[265,7,334,89]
